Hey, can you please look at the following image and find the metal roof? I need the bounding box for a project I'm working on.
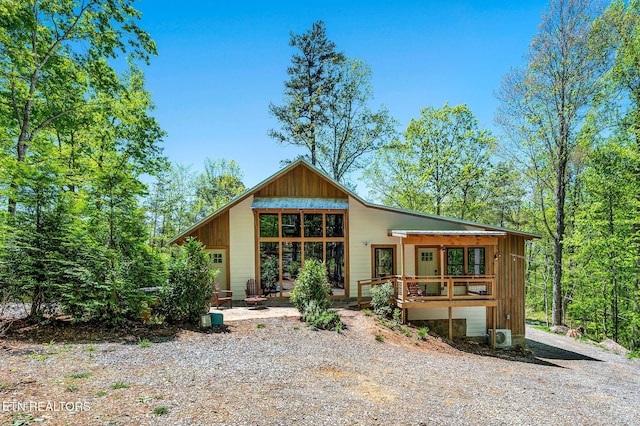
[252,197,349,210]
[390,230,507,238]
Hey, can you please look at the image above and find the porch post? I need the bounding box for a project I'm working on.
[448,306,453,341]
[492,306,497,349]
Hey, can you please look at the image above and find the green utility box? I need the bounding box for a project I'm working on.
[210,312,224,326]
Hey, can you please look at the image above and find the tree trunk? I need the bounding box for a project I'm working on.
[552,154,567,326]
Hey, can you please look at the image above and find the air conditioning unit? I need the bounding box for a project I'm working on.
[488,329,512,349]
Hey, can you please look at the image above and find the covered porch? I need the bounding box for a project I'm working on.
[358,229,506,347]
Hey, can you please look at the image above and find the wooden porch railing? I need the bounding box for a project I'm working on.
[357,276,399,307]
[357,275,496,307]
[398,275,496,302]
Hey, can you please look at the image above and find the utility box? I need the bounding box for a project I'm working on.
[200,314,212,328]
[210,312,224,326]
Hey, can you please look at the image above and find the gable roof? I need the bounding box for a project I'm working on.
[169,159,540,243]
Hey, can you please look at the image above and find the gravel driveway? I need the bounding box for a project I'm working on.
[1,311,638,425]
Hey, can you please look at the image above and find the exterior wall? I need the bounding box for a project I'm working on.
[228,195,255,300]
[255,164,349,199]
[492,234,527,346]
[347,197,470,297]
[407,307,487,337]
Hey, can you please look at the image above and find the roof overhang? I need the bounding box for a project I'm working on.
[252,197,349,210]
[390,230,507,238]
[389,230,507,246]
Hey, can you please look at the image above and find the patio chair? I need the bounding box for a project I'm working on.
[406,281,423,297]
[245,279,267,309]
[212,287,233,309]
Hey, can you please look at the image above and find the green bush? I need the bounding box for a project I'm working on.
[162,238,217,324]
[290,259,341,331]
[418,327,429,340]
[370,281,394,317]
[290,259,330,312]
[302,299,343,331]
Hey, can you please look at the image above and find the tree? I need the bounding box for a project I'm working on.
[0,0,156,215]
[146,159,246,251]
[269,21,344,166]
[567,141,637,346]
[598,0,640,349]
[496,0,610,326]
[193,158,245,220]
[315,58,397,184]
[365,103,494,218]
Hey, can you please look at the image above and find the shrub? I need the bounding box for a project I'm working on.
[290,259,330,312]
[370,281,394,317]
[162,238,217,324]
[392,308,402,325]
[418,327,429,340]
[302,299,343,331]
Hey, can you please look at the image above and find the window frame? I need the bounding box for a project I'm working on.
[371,245,396,278]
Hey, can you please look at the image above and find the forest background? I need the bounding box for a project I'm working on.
[0,0,638,352]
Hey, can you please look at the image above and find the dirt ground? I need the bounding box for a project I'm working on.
[1,309,638,425]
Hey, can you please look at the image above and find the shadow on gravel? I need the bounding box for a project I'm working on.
[526,338,602,362]
[450,337,602,368]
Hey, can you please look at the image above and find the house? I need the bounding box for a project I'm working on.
[170,160,537,347]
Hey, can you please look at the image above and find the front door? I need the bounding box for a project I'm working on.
[417,247,438,296]
[207,249,228,290]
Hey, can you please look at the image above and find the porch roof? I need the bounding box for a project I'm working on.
[389,230,507,238]
[251,197,349,210]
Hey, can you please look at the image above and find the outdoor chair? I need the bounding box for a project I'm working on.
[406,281,423,297]
[245,279,267,309]
[212,288,233,309]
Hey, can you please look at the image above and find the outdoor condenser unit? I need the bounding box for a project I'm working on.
[488,329,512,349]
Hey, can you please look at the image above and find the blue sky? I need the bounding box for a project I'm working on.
[136,0,548,193]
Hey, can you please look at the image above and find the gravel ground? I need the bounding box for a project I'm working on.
[1,310,639,425]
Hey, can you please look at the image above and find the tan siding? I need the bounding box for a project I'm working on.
[348,197,479,297]
[407,307,486,336]
[228,196,255,300]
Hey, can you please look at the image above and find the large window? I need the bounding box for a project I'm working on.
[257,211,346,297]
[373,246,395,278]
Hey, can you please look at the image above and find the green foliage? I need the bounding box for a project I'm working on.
[370,282,394,317]
[290,259,330,313]
[153,407,169,415]
[268,21,344,166]
[287,260,300,278]
[111,382,130,390]
[375,334,384,342]
[261,256,280,292]
[69,372,91,379]
[365,103,494,219]
[257,323,266,329]
[362,308,372,316]
[418,327,429,340]
[301,299,343,332]
[392,308,402,326]
[162,238,217,324]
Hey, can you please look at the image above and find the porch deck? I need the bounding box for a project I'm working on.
[357,275,498,345]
